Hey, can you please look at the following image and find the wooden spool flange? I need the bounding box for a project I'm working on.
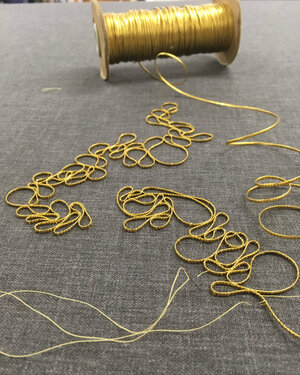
[91,0,241,80]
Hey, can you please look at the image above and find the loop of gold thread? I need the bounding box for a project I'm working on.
[5,102,212,234]
[117,185,300,339]
[259,205,300,239]
[0,268,250,358]
[246,175,300,203]
[246,175,300,239]
[104,4,234,65]
[5,184,93,236]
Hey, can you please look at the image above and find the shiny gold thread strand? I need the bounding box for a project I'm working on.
[246,175,300,239]
[104,4,234,64]
[149,53,300,154]
[0,269,250,357]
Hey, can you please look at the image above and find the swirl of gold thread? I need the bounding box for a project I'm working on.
[0,268,251,357]
[117,186,300,339]
[88,102,212,168]
[5,102,212,234]
[142,54,300,234]
[246,175,300,239]
[5,175,94,236]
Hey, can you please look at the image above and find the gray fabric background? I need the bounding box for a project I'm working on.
[0,1,299,374]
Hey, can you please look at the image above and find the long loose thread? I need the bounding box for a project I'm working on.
[143,54,299,240]
[0,268,250,358]
[143,54,300,232]
[104,4,234,64]
[146,53,300,154]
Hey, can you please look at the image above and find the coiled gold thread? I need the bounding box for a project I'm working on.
[105,4,234,64]
[5,102,212,235]
[96,1,300,238]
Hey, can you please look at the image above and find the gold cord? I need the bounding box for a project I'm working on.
[104,4,234,64]
[5,102,211,235]
[259,206,300,239]
[144,52,300,153]
[141,55,300,236]
[117,185,300,339]
[246,175,300,239]
[5,177,94,236]
[0,184,298,356]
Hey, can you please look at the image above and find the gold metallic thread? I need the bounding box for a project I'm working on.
[102,4,299,235]
[117,185,300,339]
[104,4,234,64]
[5,102,212,235]
[149,52,300,154]
[147,55,299,235]
[246,175,300,239]
[3,3,299,354]
[0,269,250,357]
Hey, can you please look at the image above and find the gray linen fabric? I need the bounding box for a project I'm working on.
[0,1,299,374]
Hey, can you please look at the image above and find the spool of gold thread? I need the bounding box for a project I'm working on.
[91,0,241,80]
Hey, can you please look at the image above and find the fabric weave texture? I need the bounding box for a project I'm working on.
[0,1,299,374]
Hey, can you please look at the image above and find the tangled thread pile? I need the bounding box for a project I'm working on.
[5,173,93,235]
[246,175,300,239]
[104,3,234,64]
[5,102,212,235]
[117,185,300,339]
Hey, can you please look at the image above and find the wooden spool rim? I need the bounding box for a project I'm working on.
[91,0,241,80]
[91,0,109,80]
[214,0,241,65]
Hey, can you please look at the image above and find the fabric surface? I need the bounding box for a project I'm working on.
[0,1,299,374]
